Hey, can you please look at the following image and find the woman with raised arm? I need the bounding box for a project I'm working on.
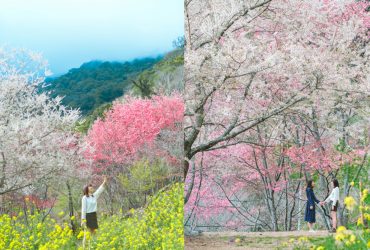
[305,180,321,233]
[81,176,107,233]
[321,179,339,233]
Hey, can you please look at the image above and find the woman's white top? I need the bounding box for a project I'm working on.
[325,187,339,208]
[81,184,105,220]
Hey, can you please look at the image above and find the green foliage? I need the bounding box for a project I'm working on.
[74,103,113,134]
[337,158,370,190]
[154,49,184,70]
[118,159,172,208]
[131,49,184,98]
[334,136,370,189]
[278,236,336,250]
[364,191,370,206]
[346,114,362,127]
[289,172,301,180]
[334,138,351,153]
[42,58,161,115]
[309,236,336,250]
[131,70,157,98]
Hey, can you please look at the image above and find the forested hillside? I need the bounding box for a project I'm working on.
[42,48,184,117]
[131,48,184,97]
[43,57,161,115]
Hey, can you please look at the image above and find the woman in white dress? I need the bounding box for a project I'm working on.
[81,176,107,233]
[321,179,339,232]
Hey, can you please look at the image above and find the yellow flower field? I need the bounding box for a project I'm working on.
[0,183,184,250]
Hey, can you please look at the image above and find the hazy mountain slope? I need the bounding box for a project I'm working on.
[43,57,161,115]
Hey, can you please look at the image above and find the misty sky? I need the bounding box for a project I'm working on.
[0,0,183,75]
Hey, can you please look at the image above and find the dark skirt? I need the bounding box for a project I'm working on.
[86,212,98,230]
[304,202,316,223]
[331,201,339,212]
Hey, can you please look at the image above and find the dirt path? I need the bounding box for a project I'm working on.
[185,231,332,250]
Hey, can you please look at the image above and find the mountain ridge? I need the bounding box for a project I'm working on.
[43,56,163,115]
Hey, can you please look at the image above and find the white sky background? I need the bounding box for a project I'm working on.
[0,0,184,74]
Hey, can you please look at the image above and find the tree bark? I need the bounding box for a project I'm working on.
[66,181,76,232]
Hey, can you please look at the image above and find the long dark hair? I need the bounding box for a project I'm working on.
[333,179,339,188]
[307,179,314,189]
[83,184,93,197]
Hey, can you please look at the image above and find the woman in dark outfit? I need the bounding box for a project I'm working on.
[305,179,321,232]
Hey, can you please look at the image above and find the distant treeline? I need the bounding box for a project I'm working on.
[42,57,162,115]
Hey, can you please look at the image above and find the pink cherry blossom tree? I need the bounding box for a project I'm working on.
[85,95,184,172]
[85,94,184,212]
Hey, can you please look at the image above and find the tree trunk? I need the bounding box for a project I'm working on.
[66,181,76,232]
[339,167,350,226]
[284,172,289,231]
[184,159,189,181]
[338,110,350,226]
[297,185,302,230]
[184,161,196,204]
